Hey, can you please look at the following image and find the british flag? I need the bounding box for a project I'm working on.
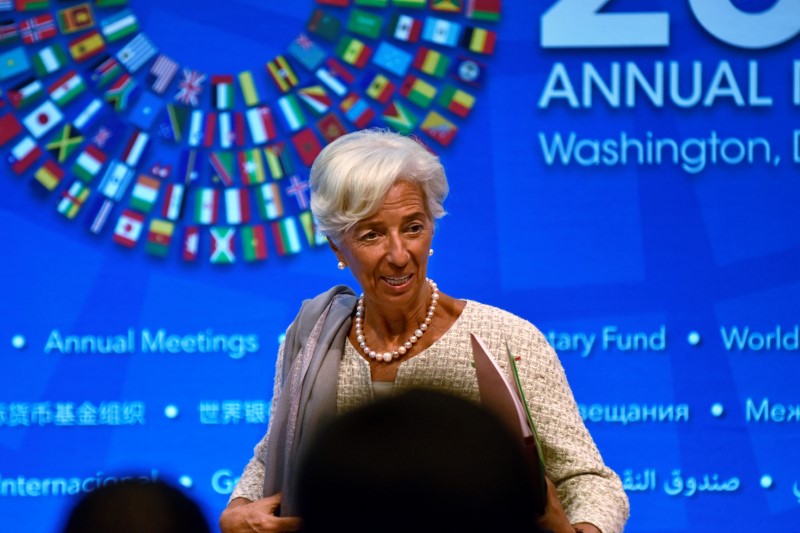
[175,68,205,107]
[19,14,57,45]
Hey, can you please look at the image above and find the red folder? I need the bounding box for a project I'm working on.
[471,333,547,514]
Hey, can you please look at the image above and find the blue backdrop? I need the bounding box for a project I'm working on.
[2,1,799,531]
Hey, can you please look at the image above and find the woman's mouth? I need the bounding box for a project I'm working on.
[384,274,412,286]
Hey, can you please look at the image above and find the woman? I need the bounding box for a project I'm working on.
[220,129,629,533]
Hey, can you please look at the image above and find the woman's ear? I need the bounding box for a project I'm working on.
[327,237,341,259]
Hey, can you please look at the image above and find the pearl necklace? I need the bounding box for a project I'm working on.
[354,278,439,363]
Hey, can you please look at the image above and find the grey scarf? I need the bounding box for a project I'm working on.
[261,285,357,516]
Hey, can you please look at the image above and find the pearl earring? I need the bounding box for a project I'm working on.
[428,249,434,257]
[337,261,346,270]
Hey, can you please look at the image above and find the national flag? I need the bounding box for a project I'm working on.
[104,72,136,111]
[238,148,265,185]
[68,30,105,63]
[362,71,394,103]
[266,55,298,93]
[0,112,23,146]
[339,92,374,128]
[335,36,371,68]
[388,14,422,42]
[194,187,219,225]
[99,8,137,42]
[306,8,340,42]
[182,225,199,261]
[160,183,185,220]
[187,109,202,146]
[128,90,163,130]
[23,99,62,138]
[7,135,41,174]
[450,56,484,86]
[71,144,106,182]
[381,99,418,134]
[347,9,383,39]
[287,33,326,72]
[0,46,30,80]
[148,54,178,94]
[241,224,267,262]
[0,18,18,45]
[57,179,90,218]
[371,41,412,77]
[245,105,277,145]
[278,94,306,132]
[291,129,321,168]
[420,110,457,146]
[32,159,64,191]
[296,85,331,115]
[211,75,234,110]
[145,218,173,257]
[284,174,311,209]
[89,55,122,88]
[94,0,127,7]
[218,112,233,149]
[437,84,475,117]
[412,47,450,78]
[158,103,188,143]
[209,150,234,186]
[175,69,205,106]
[459,26,496,54]
[210,227,235,264]
[272,216,302,255]
[15,0,49,10]
[393,0,426,6]
[85,197,115,235]
[224,187,251,224]
[74,97,104,134]
[256,182,283,220]
[354,0,387,5]
[178,148,200,183]
[432,0,462,12]
[231,111,245,147]
[264,142,294,180]
[31,43,66,75]
[48,70,86,106]
[97,159,133,200]
[18,14,57,44]
[45,123,83,163]
[299,210,328,246]
[400,74,436,107]
[238,70,259,106]
[117,32,156,72]
[8,77,43,109]
[202,111,216,147]
[90,117,125,150]
[33,161,64,191]
[466,0,500,22]
[112,209,144,247]
[315,57,352,97]
[56,3,94,34]
[316,112,347,144]
[422,16,462,47]
[121,129,148,167]
[129,174,159,212]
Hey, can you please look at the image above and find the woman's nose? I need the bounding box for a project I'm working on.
[385,234,409,266]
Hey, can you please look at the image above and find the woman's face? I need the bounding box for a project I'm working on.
[331,181,434,314]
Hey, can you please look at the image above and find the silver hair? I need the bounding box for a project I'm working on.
[310,128,448,242]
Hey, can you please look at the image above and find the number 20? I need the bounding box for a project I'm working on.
[541,0,800,49]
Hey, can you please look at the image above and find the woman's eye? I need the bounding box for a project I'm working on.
[407,224,423,234]
[360,231,379,241]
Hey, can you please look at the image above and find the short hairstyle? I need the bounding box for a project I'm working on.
[310,129,448,242]
[296,389,544,533]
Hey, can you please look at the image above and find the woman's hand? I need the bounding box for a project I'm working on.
[536,477,576,533]
[219,493,301,533]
